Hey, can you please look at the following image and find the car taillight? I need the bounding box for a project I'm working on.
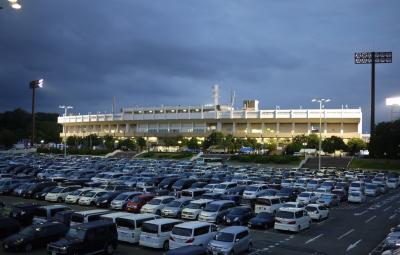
[185,238,194,243]
[288,221,296,224]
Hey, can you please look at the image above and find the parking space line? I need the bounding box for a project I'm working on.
[384,206,392,212]
[365,215,376,223]
[354,210,368,216]
[305,234,324,244]
[389,214,397,220]
[338,229,354,240]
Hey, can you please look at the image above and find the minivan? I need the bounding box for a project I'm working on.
[274,208,311,232]
[139,218,183,250]
[181,199,213,220]
[254,196,284,214]
[32,205,71,224]
[115,213,159,243]
[181,189,207,199]
[70,209,110,226]
[207,226,253,255]
[213,182,238,194]
[169,221,218,250]
[198,200,236,224]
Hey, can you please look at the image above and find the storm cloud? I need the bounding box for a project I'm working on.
[0,0,399,132]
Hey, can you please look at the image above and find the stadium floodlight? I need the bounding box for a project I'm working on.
[354,51,392,135]
[29,79,44,147]
[11,3,21,9]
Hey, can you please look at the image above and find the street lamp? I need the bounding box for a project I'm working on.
[29,79,44,147]
[312,98,331,172]
[59,105,73,157]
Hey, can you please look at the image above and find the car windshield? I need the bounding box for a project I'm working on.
[116,218,135,229]
[167,201,181,208]
[246,186,259,192]
[50,187,63,193]
[299,192,310,198]
[276,211,294,219]
[215,184,227,189]
[204,203,220,212]
[84,191,97,197]
[350,192,360,196]
[148,199,162,205]
[186,202,202,209]
[282,203,296,208]
[172,227,192,237]
[66,228,86,240]
[35,208,47,218]
[115,194,129,200]
[256,198,271,206]
[305,206,318,212]
[69,190,82,196]
[71,213,84,223]
[229,208,247,215]
[257,212,272,218]
[366,184,377,189]
[215,232,235,242]
[320,194,333,199]
[142,223,158,234]
[309,180,318,184]
[130,196,143,203]
[351,183,360,187]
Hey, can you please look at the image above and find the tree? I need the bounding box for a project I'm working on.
[347,137,367,156]
[0,129,17,148]
[307,134,320,149]
[322,136,346,153]
[186,137,200,150]
[119,138,137,151]
[265,141,277,154]
[66,136,79,147]
[369,120,400,158]
[203,131,224,150]
[102,135,114,150]
[136,137,147,152]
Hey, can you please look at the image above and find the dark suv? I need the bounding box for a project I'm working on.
[47,220,117,255]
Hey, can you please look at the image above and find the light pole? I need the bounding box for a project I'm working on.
[59,105,73,157]
[29,79,44,147]
[312,98,331,172]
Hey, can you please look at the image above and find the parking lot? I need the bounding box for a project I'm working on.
[1,154,399,255]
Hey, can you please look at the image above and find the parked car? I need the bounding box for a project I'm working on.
[348,191,366,203]
[305,204,329,221]
[47,220,118,255]
[223,206,254,226]
[34,186,58,200]
[95,192,121,208]
[65,188,93,204]
[213,182,238,195]
[274,208,311,232]
[32,205,71,224]
[198,200,236,224]
[140,196,175,215]
[317,193,340,207]
[207,226,252,255]
[248,212,275,229]
[78,189,108,206]
[3,222,67,252]
[365,183,380,197]
[296,192,318,205]
[70,209,110,226]
[387,178,399,189]
[181,199,213,220]
[169,221,217,249]
[161,198,192,218]
[242,184,269,200]
[115,213,159,244]
[254,196,284,214]
[126,194,155,213]
[45,186,81,202]
[22,181,57,199]
[139,218,183,250]
[110,191,142,210]
[53,210,74,227]
[331,189,347,202]
[9,203,42,226]
[0,217,20,239]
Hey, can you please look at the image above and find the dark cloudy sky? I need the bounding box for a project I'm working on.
[0,0,399,132]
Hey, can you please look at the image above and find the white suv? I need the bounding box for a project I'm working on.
[169,221,218,249]
[243,184,269,199]
[274,208,311,232]
[181,199,213,220]
[140,196,175,215]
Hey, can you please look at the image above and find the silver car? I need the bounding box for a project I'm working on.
[161,198,192,218]
[207,226,253,255]
[110,191,142,210]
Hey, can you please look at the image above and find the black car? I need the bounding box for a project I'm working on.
[158,177,180,190]
[53,210,74,227]
[2,222,67,252]
[171,178,197,191]
[34,186,58,200]
[277,188,298,202]
[47,220,117,255]
[221,194,242,205]
[223,206,254,226]
[9,203,42,226]
[22,182,57,198]
[248,212,275,229]
[0,217,20,239]
[95,192,121,208]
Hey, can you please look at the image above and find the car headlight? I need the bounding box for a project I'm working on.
[14,238,24,244]
[20,211,26,215]
[234,217,239,221]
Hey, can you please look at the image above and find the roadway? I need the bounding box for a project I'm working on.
[1,190,399,255]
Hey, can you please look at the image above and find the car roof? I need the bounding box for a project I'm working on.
[40,204,69,209]
[144,218,182,225]
[191,199,213,204]
[175,221,212,229]
[279,207,304,212]
[117,213,157,220]
[209,200,234,205]
[258,195,281,199]
[219,226,248,234]
[101,212,131,219]
[73,209,110,216]
[71,220,114,230]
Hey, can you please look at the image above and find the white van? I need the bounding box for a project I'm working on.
[243,184,269,199]
[70,209,110,226]
[274,208,311,232]
[139,218,183,250]
[181,199,213,220]
[115,213,159,243]
[169,221,218,250]
[254,196,284,214]
[349,181,365,193]
[32,205,70,224]
[100,212,131,223]
[213,182,238,194]
[181,189,207,199]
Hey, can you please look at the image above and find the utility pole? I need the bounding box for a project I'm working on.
[312,98,331,172]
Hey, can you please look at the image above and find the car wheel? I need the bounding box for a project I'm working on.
[229,251,234,255]
[156,210,161,215]
[104,243,115,255]
[57,197,62,203]
[90,201,95,206]
[25,243,32,252]
[163,241,169,251]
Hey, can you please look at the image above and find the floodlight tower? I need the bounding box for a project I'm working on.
[29,79,44,146]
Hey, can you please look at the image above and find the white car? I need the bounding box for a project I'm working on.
[181,199,213,220]
[169,221,218,249]
[139,218,183,250]
[254,196,283,214]
[305,204,329,221]
[140,196,175,215]
[243,184,269,199]
[349,181,365,193]
[348,191,366,203]
[45,186,80,202]
[281,202,305,209]
[387,178,399,189]
[213,182,238,194]
[296,192,318,205]
[274,208,311,232]
[65,188,93,204]
[78,189,108,206]
[115,213,159,244]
